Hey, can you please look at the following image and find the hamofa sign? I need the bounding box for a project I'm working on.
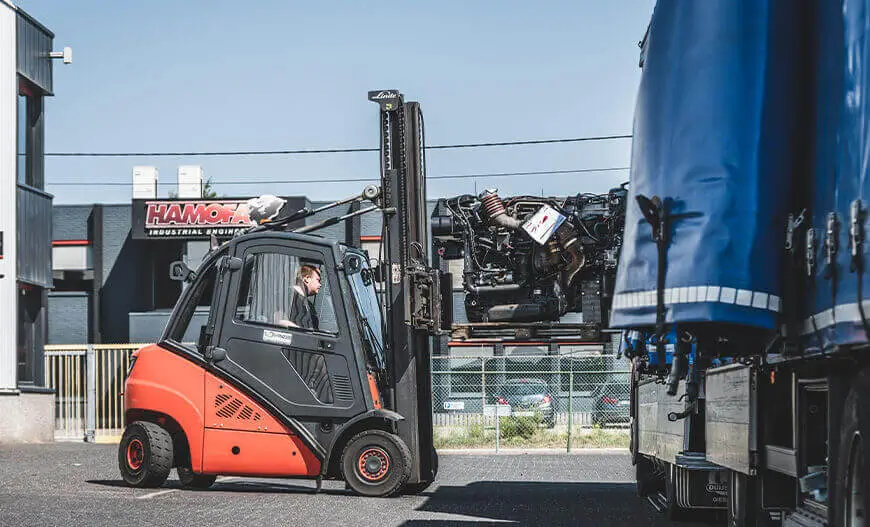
[132,196,309,240]
[133,199,253,239]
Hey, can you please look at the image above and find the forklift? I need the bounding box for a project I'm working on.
[118,90,448,497]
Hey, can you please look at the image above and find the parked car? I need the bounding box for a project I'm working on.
[591,381,630,426]
[494,378,557,428]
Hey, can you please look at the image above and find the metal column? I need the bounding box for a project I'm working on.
[369,90,436,486]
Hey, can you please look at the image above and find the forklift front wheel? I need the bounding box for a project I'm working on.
[341,429,411,497]
[118,421,173,488]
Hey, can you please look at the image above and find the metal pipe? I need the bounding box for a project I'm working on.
[293,205,381,234]
[464,283,522,295]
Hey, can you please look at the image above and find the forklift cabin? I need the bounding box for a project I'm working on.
[118,91,444,497]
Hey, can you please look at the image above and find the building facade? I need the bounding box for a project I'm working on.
[1,1,61,442]
[49,175,474,349]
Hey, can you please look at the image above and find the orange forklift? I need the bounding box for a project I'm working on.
[118,90,447,497]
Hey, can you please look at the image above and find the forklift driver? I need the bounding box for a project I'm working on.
[276,264,322,330]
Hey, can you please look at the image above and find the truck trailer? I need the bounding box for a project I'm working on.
[615,1,869,525]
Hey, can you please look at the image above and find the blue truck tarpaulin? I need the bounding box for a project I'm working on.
[611,0,809,330]
[802,0,870,349]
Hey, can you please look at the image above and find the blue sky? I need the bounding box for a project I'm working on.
[16,0,655,204]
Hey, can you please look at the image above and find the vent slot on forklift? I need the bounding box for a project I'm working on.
[214,393,262,422]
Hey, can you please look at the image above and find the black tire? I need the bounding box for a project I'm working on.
[341,429,411,497]
[835,382,869,527]
[118,421,173,488]
[635,455,658,498]
[727,470,756,527]
[177,467,217,489]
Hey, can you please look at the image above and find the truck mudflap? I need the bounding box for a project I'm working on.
[637,377,688,462]
[706,362,758,475]
[673,453,728,509]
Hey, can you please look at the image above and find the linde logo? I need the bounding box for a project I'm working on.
[145,201,251,229]
[370,91,398,100]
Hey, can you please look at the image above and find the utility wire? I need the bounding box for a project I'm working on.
[41,134,632,157]
[46,166,630,187]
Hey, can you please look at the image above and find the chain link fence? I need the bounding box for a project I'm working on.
[45,344,631,450]
[432,353,630,451]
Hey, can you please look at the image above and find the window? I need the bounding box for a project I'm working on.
[168,260,220,344]
[235,252,338,334]
[16,85,44,189]
[17,94,27,185]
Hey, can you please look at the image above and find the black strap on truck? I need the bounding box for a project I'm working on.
[636,194,668,369]
[850,199,870,340]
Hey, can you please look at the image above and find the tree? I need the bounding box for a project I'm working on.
[167,176,220,199]
[203,176,219,199]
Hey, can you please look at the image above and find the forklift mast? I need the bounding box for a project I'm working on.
[368,90,437,486]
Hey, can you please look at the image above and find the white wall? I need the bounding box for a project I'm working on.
[0,3,17,389]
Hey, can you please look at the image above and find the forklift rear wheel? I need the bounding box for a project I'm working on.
[118,421,173,488]
[177,467,218,489]
[341,430,411,497]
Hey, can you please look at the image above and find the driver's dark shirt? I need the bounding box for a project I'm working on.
[289,290,319,330]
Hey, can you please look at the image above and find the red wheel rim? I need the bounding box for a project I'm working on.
[357,447,390,482]
[126,439,144,471]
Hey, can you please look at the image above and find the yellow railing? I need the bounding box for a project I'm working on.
[45,344,144,443]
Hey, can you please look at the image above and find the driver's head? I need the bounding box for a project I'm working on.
[298,265,322,295]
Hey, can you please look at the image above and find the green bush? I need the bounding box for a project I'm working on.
[499,413,542,440]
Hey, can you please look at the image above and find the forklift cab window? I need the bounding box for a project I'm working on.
[346,256,387,372]
[168,254,222,344]
[235,252,338,334]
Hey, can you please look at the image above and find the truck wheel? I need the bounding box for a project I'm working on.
[635,455,657,497]
[177,467,217,489]
[835,384,868,527]
[727,470,755,527]
[341,429,411,497]
[118,421,173,488]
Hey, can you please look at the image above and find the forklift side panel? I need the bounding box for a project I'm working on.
[202,428,321,476]
[124,344,206,472]
[204,372,292,434]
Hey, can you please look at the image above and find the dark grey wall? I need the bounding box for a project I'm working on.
[52,205,93,240]
[100,205,147,343]
[129,309,209,344]
[47,292,89,344]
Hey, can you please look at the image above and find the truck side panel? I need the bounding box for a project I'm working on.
[705,363,757,475]
[637,379,686,462]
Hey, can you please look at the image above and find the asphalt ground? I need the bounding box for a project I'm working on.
[0,443,714,526]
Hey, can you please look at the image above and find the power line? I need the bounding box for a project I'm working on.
[45,166,630,187]
[41,134,632,157]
